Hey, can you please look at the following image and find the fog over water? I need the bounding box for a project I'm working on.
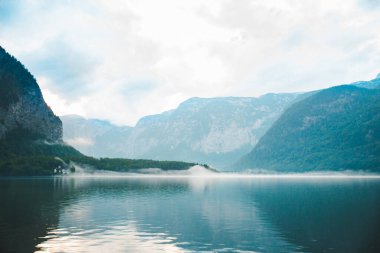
[65,162,380,178]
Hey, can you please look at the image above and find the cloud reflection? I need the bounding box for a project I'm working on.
[35,177,300,252]
[36,221,186,253]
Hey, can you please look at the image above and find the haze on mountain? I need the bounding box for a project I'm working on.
[235,75,380,172]
[0,46,199,176]
[62,74,380,172]
[2,43,380,174]
[62,93,301,169]
[0,46,82,176]
[2,0,380,174]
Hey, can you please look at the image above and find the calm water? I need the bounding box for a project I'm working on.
[1,176,380,253]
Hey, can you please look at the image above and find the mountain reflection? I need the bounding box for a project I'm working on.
[243,178,380,253]
[0,179,62,253]
[35,177,298,252]
[1,177,380,253]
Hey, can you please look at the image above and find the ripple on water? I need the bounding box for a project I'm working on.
[35,220,188,253]
[1,177,379,253]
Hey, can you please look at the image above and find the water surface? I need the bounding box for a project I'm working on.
[1,176,379,253]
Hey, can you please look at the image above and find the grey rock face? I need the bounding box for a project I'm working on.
[125,95,300,167]
[62,93,300,169]
[0,92,62,142]
[0,46,62,142]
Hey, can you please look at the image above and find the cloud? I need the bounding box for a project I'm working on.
[23,38,99,99]
[1,0,380,125]
[358,0,380,9]
[121,79,158,97]
[65,137,94,147]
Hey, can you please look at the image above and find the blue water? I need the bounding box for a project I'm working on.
[1,176,380,253]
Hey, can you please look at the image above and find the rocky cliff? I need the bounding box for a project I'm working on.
[0,46,62,142]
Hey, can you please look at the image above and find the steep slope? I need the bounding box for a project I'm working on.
[236,81,380,172]
[0,46,62,141]
[126,95,300,168]
[62,94,300,168]
[0,46,82,175]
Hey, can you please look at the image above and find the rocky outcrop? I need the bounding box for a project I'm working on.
[0,46,62,142]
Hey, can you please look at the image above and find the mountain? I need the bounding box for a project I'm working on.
[236,75,380,172]
[61,115,132,157]
[0,46,83,175]
[0,46,62,142]
[0,46,196,176]
[62,93,301,169]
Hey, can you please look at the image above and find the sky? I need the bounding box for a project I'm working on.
[1,0,380,126]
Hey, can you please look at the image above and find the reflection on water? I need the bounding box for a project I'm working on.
[36,222,186,253]
[1,177,380,253]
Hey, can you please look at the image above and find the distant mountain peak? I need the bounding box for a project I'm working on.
[376,73,380,79]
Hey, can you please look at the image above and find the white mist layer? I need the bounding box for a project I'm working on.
[61,162,380,178]
[64,164,217,177]
[138,165,216,175]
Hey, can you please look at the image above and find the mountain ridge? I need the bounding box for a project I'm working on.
[235,83,380,172]
[62,93,301,168]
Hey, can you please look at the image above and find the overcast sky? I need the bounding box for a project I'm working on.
[1,0,380,125]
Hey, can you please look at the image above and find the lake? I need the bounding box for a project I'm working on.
[1,176,380,253]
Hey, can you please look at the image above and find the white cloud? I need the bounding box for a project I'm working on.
[65,137,94,147]
[1,0,380,125]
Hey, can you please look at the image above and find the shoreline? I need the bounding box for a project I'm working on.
[2,173,380,179]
